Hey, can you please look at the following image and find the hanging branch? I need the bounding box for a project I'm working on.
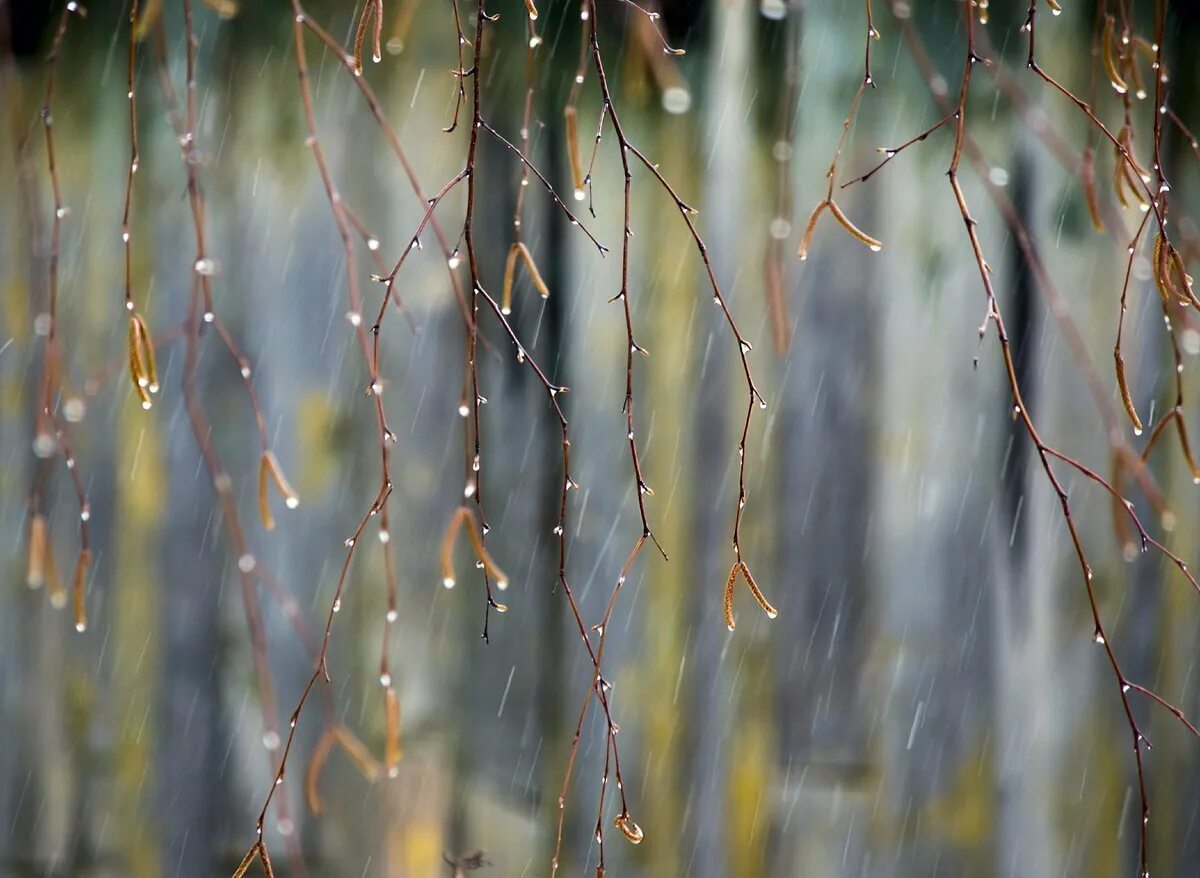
[24,0,92,632]
[121,0,162,416]
[150,3,307,872]
[796,0,883,260]
[816,4,1200,875]
[550,2,775,872]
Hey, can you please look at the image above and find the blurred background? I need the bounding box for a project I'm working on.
[3,0,1200,875]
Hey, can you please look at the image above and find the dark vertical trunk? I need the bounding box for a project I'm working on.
[154,163,232,878]
[535,94,569,865]
[991,132,1056,878]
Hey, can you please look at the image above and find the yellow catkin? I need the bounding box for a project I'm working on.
[258,454,275,531]
[440,507,466,589]
[1102,17,1128,94]
[462,509,509,588]
[45,544,67,609]
[564,106,585,193]
[201,0,239,17]
[1113,154,1130,209]
[304,727,337,814]
[1175,415,1200,483]
[1110,455,1136,560]
[1169,248,1198,307]
[134,314,158,392]
[502,244,520,315]
[335,724,383,781]
[27,514,47,587]
[384,688,402,776]
[1083,148,1104,233]
[515,242,550,298]
[128,315,152,408]
[266,451,299,503]
[503,243,551,315]
[133,0,161,40]
[73,549,91,633]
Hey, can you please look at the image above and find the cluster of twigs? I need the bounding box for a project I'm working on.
[797,1,1198,874]
[31,0,1198,873]
[239,0,773,872]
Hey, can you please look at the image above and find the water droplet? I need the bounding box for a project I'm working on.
[759,0,787,20]
[662,87,691,115]
[32,433,56,458]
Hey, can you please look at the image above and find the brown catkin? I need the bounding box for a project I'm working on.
[740,562,779,620]
[1114,350,1143,434]
[564,105,585,193]
[72,549,91,632]
[796,200,828,261]
[723,563,739,631]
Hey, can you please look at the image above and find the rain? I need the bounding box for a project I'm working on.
[2,1,1200,876]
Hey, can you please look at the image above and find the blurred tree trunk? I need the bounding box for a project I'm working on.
[990,130,1057,878]
[766,93,879,878]
[534,93,569,870]
[679,1,749,875]
[151,135,234,877]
